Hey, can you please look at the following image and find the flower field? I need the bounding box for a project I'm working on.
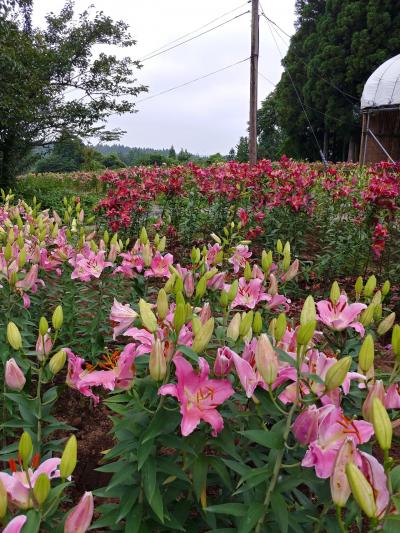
[1,159,400,532]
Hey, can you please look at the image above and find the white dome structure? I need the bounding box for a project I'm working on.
[359,55,400,164]
[361,54,400,110]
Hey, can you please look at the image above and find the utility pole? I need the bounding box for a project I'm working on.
[249,0,259,166]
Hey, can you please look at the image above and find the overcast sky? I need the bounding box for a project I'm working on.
[32,1,296,154]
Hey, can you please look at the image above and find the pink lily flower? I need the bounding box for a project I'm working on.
[358,451,390,518]
[214,346,235,376]
[123,326,154,354]
[231,350,266,398]
[65,346,138,404]
[64,491,94,533]
[228,245,252,273]
[207,271,226,290]
[70,249,112,282]
[3,515,27,533]
[385,383,400,408]
[316,294,367,336]
[301,405,374,478]
[231,278,269,310]
[110,299,138,339]
[0,458,61,509]
[114,250,144,278]
[158,356,234,436]
[205,243,222,268]
[292,405,321,445]
[144,252,173,278]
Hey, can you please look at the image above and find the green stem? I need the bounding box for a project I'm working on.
[268,388,289,415]
[36,366,43,449]
[255,402,297,532]
[336,506,346,533]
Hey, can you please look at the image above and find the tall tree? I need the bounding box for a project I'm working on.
[259,0,400,161]
[0,0,146,186]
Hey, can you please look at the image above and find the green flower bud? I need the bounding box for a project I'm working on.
[192,318,214,353]
[139,299,157,333]
[18,249,26,269]
[173,303,186,334]
[227,279,238,302]
[9,271,17,286]
[364,275,377,298]
[324,356,352,392]
[4,242,12,261]
[253,311,263,335]
[346,463,376,518]
[52,305,63,330]
[191,247,201,264]
[261,250,273,273]
[382,280,391,298]
[371,290,382,306]
[0,479,7,518]
[7,321,22,350]
[255,334,278,385]
[157,236,166,252]
[373,303,382,322]
[392,324,400,359]
[149,340,166,381]
[297,320,316,347]
[19,431,33,470]
[192,315,202,336]
[219,290,229,307]
[358,335,374,373]
[244,262,252,282]
[276,239,283,254]
[103,230,109,245]
[360,303,375,327]
[275,313,287,342]
[377,312,395,336]
[157,289,169,320]
[164,273,176,294]
[372,398,392,451]
[239,311,254,338]
[330,281,340,305]
[33,473,50,505]
[60,435,77,479]
[39,317,49,337]
[227,313,241,341]
[139,227,149,244]
[49,350,66,374]
[195,276,207,299]
[142,243,152,267]
[175,291,185,306]
[300,295,316,326]
[268,318,276,337]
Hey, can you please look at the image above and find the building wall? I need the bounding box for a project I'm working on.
[360,109,400,164]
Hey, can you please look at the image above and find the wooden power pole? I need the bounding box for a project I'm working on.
[249,0,259,166]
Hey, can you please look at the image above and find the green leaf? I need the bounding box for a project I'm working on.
[271,492,288,533]
[22,509,41,533]
[390,465,400,492]
[237,503,264,533]
[239,429,283,449]
[142,457,157,502]
[124,504,143,533]
[192,455,208,500]
[206,503,248,516]
[176,345,199,363]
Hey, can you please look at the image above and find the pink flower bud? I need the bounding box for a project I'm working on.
[64,491,94,533]
[184,272,195,297]
[5,358,26,391]
[255,334,279,385]
[3,515,27,533]
[199,303,211,325]
[292,405,319,445]
[268,274,278,296]
[362,380,385,421]
[214,347,234,376]
[330,438,357,507]
[36,333,53,361]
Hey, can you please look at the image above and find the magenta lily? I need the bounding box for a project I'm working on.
[316,294,367,336]
[228,245,252,273]
[64,491,94,533]
[158,356,234,436]
[231,278,269,310]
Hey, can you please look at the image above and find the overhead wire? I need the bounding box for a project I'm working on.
[140,10,250,63]
[258,71,355,126]
[259,7,359,104]
[140,1,251,60]
[263,16,328,166]
[135,57,250,104]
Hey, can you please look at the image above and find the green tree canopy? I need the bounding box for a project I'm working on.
[0,0,146,185]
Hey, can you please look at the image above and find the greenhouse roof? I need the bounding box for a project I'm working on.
[361,54,400,110]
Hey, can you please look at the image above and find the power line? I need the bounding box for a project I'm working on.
[264,17,328,166]
[259,8,359,104]
[140,1,251,61]
[136,57,250,104]
[258,70,357,127]
[140,11,250,63]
